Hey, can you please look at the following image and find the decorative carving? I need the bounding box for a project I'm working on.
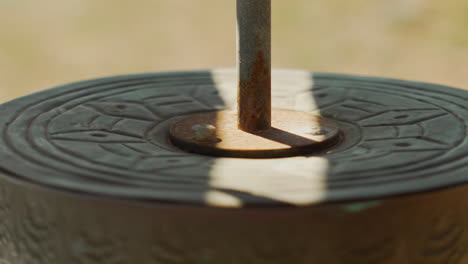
[0,70,467,263]
[0,70,466,206]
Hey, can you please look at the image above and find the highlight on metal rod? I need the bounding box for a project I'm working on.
[237,0,271,132]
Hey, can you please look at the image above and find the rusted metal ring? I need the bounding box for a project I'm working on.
[169,109,340,158]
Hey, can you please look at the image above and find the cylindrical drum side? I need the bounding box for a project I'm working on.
[0,173,468,263]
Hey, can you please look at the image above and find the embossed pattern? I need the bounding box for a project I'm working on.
[0,69,467,206]
[0,70,467,263]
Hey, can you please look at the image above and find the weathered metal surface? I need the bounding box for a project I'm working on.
[237,0,271,132]
[1,168,468,263]
[169,109,340,158]
[0,69,467,263]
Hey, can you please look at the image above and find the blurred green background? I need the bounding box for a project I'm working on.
[1,0,468,103]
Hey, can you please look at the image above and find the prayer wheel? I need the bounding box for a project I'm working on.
[0,0,467,263]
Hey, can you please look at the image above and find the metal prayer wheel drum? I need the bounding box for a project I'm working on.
[0,69,467,263]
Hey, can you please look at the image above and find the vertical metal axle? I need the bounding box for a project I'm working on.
[237,0,271,132]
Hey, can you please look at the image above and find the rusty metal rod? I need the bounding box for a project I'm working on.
[237,0,271,132]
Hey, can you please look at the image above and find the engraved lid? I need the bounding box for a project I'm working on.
[0,69,467,207]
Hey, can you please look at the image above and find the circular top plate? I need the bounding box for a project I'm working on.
[0,69,467,207]
[169,109,340,158]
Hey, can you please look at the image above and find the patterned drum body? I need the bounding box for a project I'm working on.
[0,69,467,263]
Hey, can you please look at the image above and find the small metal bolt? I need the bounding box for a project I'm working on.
[307,127,329,136]
[192,124,217,141]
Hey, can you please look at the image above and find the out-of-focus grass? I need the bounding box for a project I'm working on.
[1,0,467,103]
